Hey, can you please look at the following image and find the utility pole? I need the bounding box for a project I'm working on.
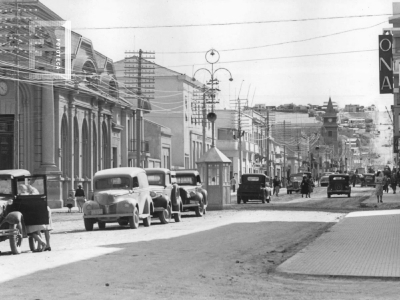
[202,85,207,154]
[124,49,155,168]
[266,109,270,176]
[283,120,286,187]
[14,0,20,169]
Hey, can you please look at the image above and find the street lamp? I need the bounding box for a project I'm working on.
[315,146,320,186]
[192,49,233,148]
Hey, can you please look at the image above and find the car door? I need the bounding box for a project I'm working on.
[13,175,48,226]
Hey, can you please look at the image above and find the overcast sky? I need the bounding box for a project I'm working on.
[41,0,396,110]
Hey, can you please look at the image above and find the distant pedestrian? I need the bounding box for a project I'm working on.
[300,176,309,198]
[230,174,237,193]
[351,173,357,187]
[391,173,397,194]
[75,185,86,213]
[375,171,384,203]
[273,176,281,197]
[307,176,314,198]
[383,174,390,193]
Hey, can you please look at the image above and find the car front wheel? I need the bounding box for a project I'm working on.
[129,207,139,229]
[159,205,171,224]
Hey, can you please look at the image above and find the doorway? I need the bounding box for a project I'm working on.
[0,115,14,170]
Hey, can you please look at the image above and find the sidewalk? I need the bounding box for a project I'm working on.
[277,208,400,278]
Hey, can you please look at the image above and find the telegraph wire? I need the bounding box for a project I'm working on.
[72,13,394,30]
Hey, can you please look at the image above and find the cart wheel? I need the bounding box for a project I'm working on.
[9,224,23,255]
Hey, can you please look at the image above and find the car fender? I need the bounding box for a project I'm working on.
[197,188,208,205]
[190,191,203,203]
[152,195,169,209]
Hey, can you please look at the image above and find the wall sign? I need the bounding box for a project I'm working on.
[379,35,393,94]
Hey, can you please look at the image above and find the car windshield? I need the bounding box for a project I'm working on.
[0,178,12,195]
[147,174,165,186]
[332,177,347,181]
[176,175,196,185]
[95,177,130,190]
[290,176,302,181]
[243,176,262,183]
[321,177,329,181]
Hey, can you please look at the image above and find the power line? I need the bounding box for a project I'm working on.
[72,13,393,30]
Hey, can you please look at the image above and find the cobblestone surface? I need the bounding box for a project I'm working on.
[277,209,400,278]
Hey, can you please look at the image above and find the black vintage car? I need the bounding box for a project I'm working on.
[237,174,272,204]
[175,170,208,217]
[287,173,304,193]
[327,174,351,198]
[363,173,376,187]
[0,169,48,254]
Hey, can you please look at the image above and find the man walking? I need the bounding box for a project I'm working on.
[230,173,237,193]
[273,176,281,197]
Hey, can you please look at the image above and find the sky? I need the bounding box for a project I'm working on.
[41,0,396,111]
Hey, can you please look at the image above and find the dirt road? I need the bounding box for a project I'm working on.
[1,189,400,299]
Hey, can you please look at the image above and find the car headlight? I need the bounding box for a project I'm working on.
[86,204,92,210]
[150,191,157,198]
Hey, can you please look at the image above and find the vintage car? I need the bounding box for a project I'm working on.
[174,170,207,217]
[287,173,303,194]
[0,169,48,254]
[237,173,272,204]
[327,174,351,198]
[83,168,154,230]
[363,173,376,187]
[319,175,330,187]
[145,168,183,223]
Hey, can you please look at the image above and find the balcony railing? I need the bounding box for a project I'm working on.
[128,139,150,152]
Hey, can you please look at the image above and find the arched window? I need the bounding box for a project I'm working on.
[93,121,97,173]
[82,120,89,178]
[61,115,68,177]
[102,121,109,169]
[74,117,80,177]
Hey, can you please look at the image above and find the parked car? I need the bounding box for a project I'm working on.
[364,173,376,187]
[327,174,351,198]
[145,168,182,223]
[175,170,207,217]
[83,167,154,230]
[319,175,329,187]
[0,169,48,254]
[287,173,303,194]
[237,173,272,204]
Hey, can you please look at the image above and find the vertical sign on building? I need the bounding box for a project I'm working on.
[379,35,393,94]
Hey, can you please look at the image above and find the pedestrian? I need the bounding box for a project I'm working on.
[26,206,53,252]
[351,172,357,187]
[300,176,309,198]
[383,174,390,193]
[230,174,237,193]
[307,176,314,198]
[391,172,397,194]
[375,171,384,203]
[75,185,86,213]
[273,176,281,197]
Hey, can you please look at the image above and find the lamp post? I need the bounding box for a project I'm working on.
[315,146,320,186]
[192,49,233,148]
